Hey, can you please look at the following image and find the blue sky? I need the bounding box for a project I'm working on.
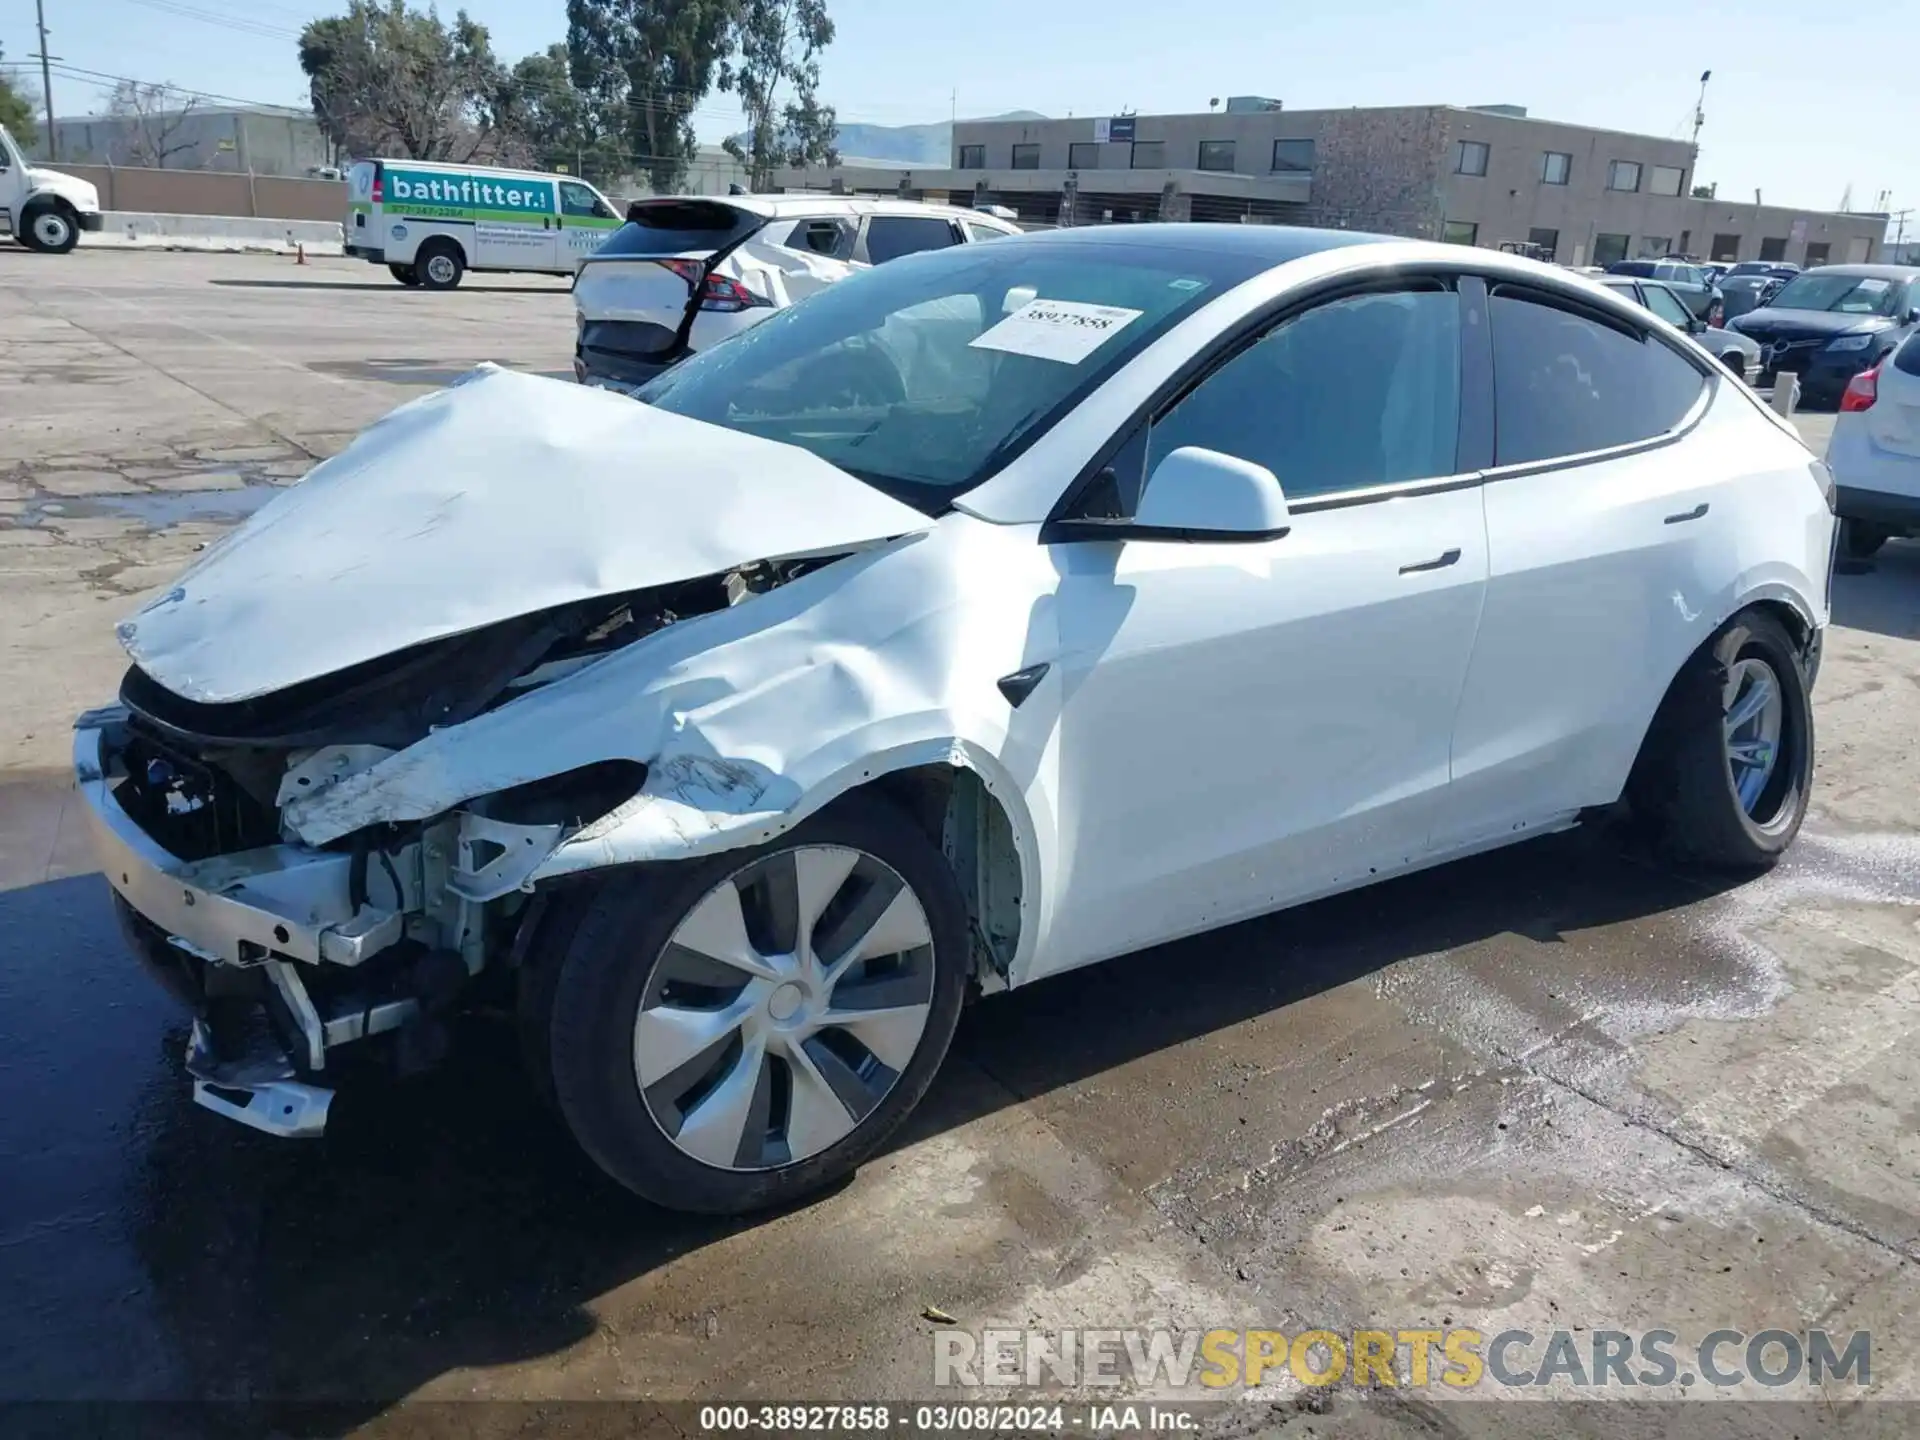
[6,0,1914,233]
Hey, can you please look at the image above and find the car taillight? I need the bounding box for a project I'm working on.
[1840,365,1879,412]
[372,178,383,204]
[655,259,764,313]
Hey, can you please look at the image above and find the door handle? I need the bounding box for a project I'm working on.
[1664,502,1710,524]
[1399,548,1462,575]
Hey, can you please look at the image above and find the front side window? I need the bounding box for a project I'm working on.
[1011,144,1040,170]
[1272,138,1314,172]
[1442,220,1479,246]
[1068,142,1100,171]
[1649,165,1685,197]
[1455,140,1490,176]
[1197,140,1235,173]
[1488,287,1705,466]
[958,145,985,169]
[1541,151,1571,185]
[1130,140,1166,169]
[1607,160,1642,192]
[635,242,1257,508]
[560,181,609,218]
[863,216,959,264]
[1133,287,1463,505]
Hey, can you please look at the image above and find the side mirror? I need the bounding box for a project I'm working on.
[1907,306,1920,325]
[1129,446,1292,542]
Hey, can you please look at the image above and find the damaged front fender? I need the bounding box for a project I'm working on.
[278,518,1057,975]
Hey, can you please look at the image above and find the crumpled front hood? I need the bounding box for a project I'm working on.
[119,366,935,705]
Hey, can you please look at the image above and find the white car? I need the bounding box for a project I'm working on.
[571,194,1020,389]
[1826,333,1920,558]
[78,227,1834,1214]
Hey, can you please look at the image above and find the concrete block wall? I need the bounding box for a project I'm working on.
[51,165,347,224]
[1297,107,1449,240]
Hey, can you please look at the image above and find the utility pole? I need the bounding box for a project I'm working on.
[1689,69,1710,157]
[33,0,57,159]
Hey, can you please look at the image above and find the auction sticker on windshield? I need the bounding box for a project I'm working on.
[970,299,1144,364]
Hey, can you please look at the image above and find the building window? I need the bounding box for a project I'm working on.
[1607,160,1642,192]
[1641,236,1672,257]
[1130,140,1165,169]
[1804,241,1830,267]
[1649,164,1684,197]
[1197,139,1235,172]
[1442,220,1479,246]
[1068,142,1100,171]
[1528,227,1559,258]
[1759,236,1787,262]
[1272,138,1314,172]
[1710,232,1741,262]
[1540,151,1571,185]
[1455,140,1489,176]
[1593,232,1630,266]
[958,144,985,169]
[1010,144,1040,170]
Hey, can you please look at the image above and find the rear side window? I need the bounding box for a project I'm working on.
[1139,285,1463,503]
[599,201,761,257]
[864,216,960,264]
[961,219,1013,243]
[1894,331,1920,378]
[1489,287,1706,466]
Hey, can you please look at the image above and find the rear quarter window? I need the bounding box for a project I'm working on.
[1489,286,1707,466]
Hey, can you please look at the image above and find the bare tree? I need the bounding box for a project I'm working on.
[107,80,203,168]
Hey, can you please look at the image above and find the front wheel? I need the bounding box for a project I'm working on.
[534,793,970,1213]
[388,263,421,286]
[1629,610,1813,870]
[21,202,79,255]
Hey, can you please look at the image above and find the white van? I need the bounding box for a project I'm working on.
[1,125,105,254]
[344,158,623,289]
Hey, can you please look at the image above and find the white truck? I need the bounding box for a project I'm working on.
[1,125,105,254]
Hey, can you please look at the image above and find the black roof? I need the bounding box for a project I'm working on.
[1007,222,1396,263]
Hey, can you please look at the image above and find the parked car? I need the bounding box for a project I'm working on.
[1729,264,1920,407]
[1824,330,1920,557]
[572,195,1021,390]
[1599,275,1761,380]
[1607,258,1725,326]
[78,227,1834,1213]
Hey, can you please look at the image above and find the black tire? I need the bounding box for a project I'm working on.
[414,240,465,290]
[389,263,422,286]
[1629,609,1813,870]
[1842,519,1888,560]
[20,201,80,255]
[534,792,970,1213]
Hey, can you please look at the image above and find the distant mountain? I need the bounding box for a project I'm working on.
[735,111,1048,168]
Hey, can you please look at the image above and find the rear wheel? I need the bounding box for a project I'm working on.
[388,263,421,286]
[1629,610,1813,870]
[21,201,79,255]
[1841,520,1888,560]
[534,793,970,1213]
[415,240,465,291]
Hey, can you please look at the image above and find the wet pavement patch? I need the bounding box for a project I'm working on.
[17,485,279,530]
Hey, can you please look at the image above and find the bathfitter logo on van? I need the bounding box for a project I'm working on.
[384,168,555,221]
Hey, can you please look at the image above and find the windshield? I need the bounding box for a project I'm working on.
[636,239,1259,508]
[1768,274,1903,316]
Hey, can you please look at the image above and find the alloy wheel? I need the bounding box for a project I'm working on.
[634,845,936,1172]
[1723,656,1785,819]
